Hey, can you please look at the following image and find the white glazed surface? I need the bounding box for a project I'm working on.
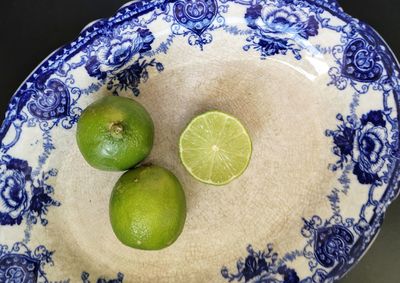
[0,0,399,282]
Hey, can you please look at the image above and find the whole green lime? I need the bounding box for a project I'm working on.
[76,96,154,171]
[109,165,186,250]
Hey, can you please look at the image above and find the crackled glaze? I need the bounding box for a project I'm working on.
[1,0,399,282]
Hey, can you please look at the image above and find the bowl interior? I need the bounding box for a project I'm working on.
[1,1,399,282]
[34,29,358,281]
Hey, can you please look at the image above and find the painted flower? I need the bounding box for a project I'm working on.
[277,265,300,283]
[85,28,154,79]
[221,245,299,283]
[246,4,318,40]
[333,125,355,158]
[242,254,269,282]
[113,61,144,90]
[246,266,299,283]
[353,113,388,184]
[244,3,319,59]
[328,111,388,185]
[106,58,164,96]
[0,159,32,225]
[81,272,124,283]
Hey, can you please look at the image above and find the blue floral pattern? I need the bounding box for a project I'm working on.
[221,245,299,283]
[82,24,162,97]
[0,0,400,281]
[85,27,154,80]
[0,158,30,225]
[0,156,59,226]
[326,110,389,185]
[81,272,124,283]
[244,1,319,59]
[107,59,164,96]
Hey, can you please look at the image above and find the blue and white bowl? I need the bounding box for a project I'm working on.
[1,0,399,282]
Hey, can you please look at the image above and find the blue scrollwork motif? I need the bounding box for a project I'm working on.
[173,0,218,36]
[341,38,383,83]
[26,78,70,121]
[302,215,356,276]
[314,225,354,268]
[169,0,225,49]
[0,255,39,283]
[0,243,53,283]
[328,29,386,93]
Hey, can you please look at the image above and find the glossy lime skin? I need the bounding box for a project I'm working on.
[109,165,187,250]
[76,96,154,171]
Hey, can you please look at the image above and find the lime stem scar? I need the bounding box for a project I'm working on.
[110,122,124,138]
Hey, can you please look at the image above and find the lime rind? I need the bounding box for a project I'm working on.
[179,111,252,186]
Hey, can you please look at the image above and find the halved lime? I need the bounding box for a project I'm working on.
[179,111,252,185]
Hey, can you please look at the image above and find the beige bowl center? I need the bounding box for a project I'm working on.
[34,32,350,282]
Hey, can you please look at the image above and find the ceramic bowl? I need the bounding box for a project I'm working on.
[1,0,399,282]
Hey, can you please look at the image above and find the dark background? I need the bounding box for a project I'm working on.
[0,1,399,282]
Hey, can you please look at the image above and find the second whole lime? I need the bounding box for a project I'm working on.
[109,165,187,250]
[76,96,154,171]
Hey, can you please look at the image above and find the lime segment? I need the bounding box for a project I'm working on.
[179,111,252,185]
